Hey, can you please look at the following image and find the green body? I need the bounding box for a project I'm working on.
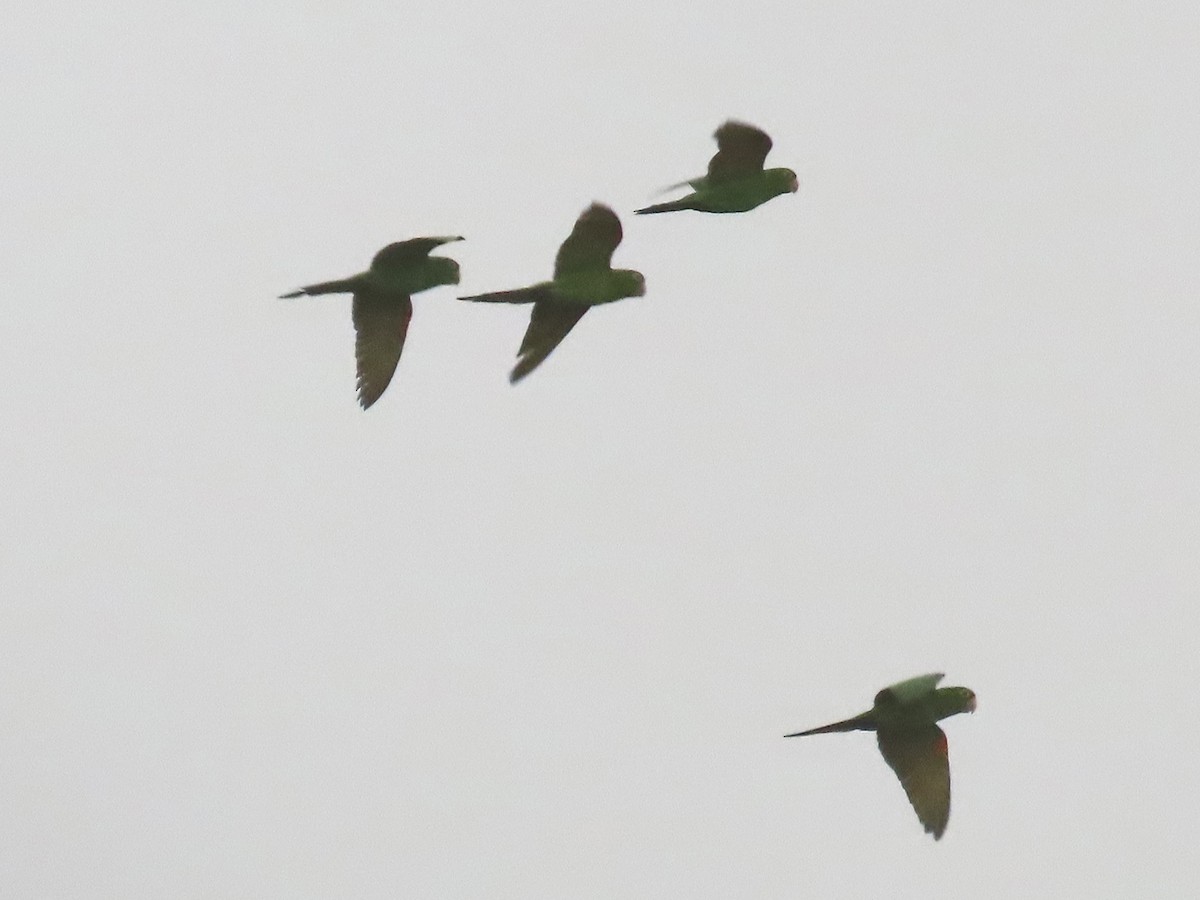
[637,167,798,214]
[279,235,464,408]
[543,269,646,305]
[362,252,461,295]
[785,673,976,840]
[636,120,799,215]
[281,238,462,300]
[459,205,644,383]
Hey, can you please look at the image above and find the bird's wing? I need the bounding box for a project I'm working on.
[654,177,707,195]
[371,236,463,271]
[875,673,945,708]
[352,290,413,409]
[554,205,622,278]
[510,301,589,383]
[706,121,773,183]
[877,725,952,839]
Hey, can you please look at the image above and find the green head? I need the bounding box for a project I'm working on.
[429,255,461,288]
[932,686,977,721]
[615,269,647,299]
[768,167,800,195]
[872,674,975,727]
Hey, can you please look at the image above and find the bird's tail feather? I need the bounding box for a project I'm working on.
[784,712,876,737]
[634,199,693,215]
[459,287,545,305]
[279,277,358,299]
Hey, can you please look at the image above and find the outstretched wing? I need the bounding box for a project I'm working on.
[877,725,952,839]
[706,121,773,183]
[371,236,464,272]
[510,301,589,383]
[553,205,622,278]
[875,673,945,709]
[351,290,413,409]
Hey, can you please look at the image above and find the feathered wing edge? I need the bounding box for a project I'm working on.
[351,290,412,410]
[510,302,588,384]
[876,725,952,839]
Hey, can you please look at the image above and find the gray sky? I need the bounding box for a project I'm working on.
[4,2,1199,897]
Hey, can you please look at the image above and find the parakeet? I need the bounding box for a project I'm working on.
[785,673,976,839]
[635,120,798,215]
[280,235,464,409]
[459,204,645,383]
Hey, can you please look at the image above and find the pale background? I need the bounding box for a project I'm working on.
[3,3,1198,897]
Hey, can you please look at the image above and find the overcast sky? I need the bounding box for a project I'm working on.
[3,3,1199,897]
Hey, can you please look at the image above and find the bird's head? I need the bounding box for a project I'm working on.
[613,269,647,299]
[946,687,977,717]
[432,255,461,286]
[765,167,800,197]
[928,685,976,721]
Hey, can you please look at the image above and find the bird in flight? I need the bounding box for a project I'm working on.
[280,235,464,409]
[459,204,645,383]
[635,120,798,215]
[785,673,976,839]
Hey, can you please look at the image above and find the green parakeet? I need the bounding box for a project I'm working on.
[280,235,464,409]
[635,121,798,215]
[459,204,645,383]
[785,673,976,839]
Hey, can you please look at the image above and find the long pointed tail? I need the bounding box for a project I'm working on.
[279,277,358,299]
[458,286,547,305]
[634,198,695,215]
[784,712,876,737]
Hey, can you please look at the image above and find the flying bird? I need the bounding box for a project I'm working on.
[785,673,976,840]
[459,204,645,383]
[635,120,798,215]
[280,235,464,409]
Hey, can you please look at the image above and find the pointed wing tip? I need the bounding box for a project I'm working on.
[356,384,379,409]
[356,374,386,409]
[715,118,769,136]
[578,202,621,227]
[509,344,547,382]
[924,812,949,840]
[279,290,303,299]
